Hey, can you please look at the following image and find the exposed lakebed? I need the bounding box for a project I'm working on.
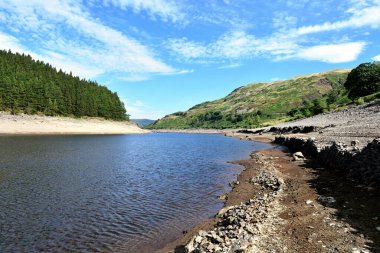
[0,133,270,252]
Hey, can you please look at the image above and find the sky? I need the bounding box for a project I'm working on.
[0,0,379,119]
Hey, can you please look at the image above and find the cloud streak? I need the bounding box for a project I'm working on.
[295,1,380,35]
[103,0,184,23]
[0,0,175,79]
[167,1,380,64]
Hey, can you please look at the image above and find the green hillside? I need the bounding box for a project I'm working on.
[148,70,350,129]
[0,50,128,120]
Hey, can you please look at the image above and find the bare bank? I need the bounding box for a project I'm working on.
[0,112,148,135]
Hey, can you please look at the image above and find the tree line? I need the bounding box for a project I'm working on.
[0,50,128,120]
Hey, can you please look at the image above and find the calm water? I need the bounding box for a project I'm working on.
[0,133,270,252]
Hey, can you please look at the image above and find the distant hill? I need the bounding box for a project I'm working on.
[0,50,128,120]
[148,70,350,129]
[131,119,155,127]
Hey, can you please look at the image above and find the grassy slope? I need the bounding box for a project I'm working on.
[148,70,350,129]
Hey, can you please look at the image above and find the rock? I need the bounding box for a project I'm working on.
[318,196,336,205]
[184,239,195,253]
[198,230,207,236]
[194,236,203,244]
[219,194,227,200]
[292,152,305,161]
[351,140,359,146]
[306,200,313,205]
[206,243,215,251]
[376,226,380,231]
[217,206,234,217]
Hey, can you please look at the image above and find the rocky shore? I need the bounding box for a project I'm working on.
[159,148,378,253]
[158,100,380,253]
[184,153,286,253]
[237,100,380,189]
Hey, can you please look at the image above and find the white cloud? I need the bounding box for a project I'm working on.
[168,31,297,61]
[296,42,366,63]
[296,1,380,35]
[0,0,175,79]
[168,29,366,64]
[103,0,184,23]
[0,32,25,53]
[161,69,194,75]
[0,31,102,78]
[168,38,208,58]
[168,31,257,60]
[211,31,257,58]
[272,12,298,30]
[372,54,380,61]
[167,1,380,64]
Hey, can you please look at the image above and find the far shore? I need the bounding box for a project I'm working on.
[151,128,227,134]
[0,112,148,135]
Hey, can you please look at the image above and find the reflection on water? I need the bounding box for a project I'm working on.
[0,133,270,252]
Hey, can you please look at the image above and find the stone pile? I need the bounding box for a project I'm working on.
[274,136,380,188]
[184,155,285,253]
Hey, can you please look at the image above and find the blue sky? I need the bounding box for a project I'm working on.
[0,0,379,119]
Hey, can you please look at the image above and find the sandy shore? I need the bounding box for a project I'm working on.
[0,112,148,135]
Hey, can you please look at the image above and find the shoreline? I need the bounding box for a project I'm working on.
[156,133,379,252]
[151,129,227,134]
[155,136,274,253]
[0,112,148,135]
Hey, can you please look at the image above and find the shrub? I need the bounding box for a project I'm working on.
[355,97,364,105]
[344,62,380,98]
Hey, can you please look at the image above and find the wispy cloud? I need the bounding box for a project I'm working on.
[0,32,26,53]
[167,31,297,62]
[167,1,380,64]
[122,98,163,119]
[103,0,184,23]
[372,54,380,61]
[295,0,380,35]
[218,63,241,69]
[160,69,194,75]
[0,0,176,79]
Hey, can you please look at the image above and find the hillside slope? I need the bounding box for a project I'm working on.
[149,70,350,129]
[0,50,127,120]
[131,119,156,127]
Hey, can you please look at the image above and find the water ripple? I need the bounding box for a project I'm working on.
[0,133,270,252]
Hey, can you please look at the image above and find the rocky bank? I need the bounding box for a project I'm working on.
[159,100,380,253]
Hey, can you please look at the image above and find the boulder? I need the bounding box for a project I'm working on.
[292,152,305,161]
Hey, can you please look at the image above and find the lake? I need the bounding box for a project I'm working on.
[0,133,270,252]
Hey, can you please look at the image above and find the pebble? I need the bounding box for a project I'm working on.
[306,200,313,205]
[376,226,380,232]
[184,161,285,252]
